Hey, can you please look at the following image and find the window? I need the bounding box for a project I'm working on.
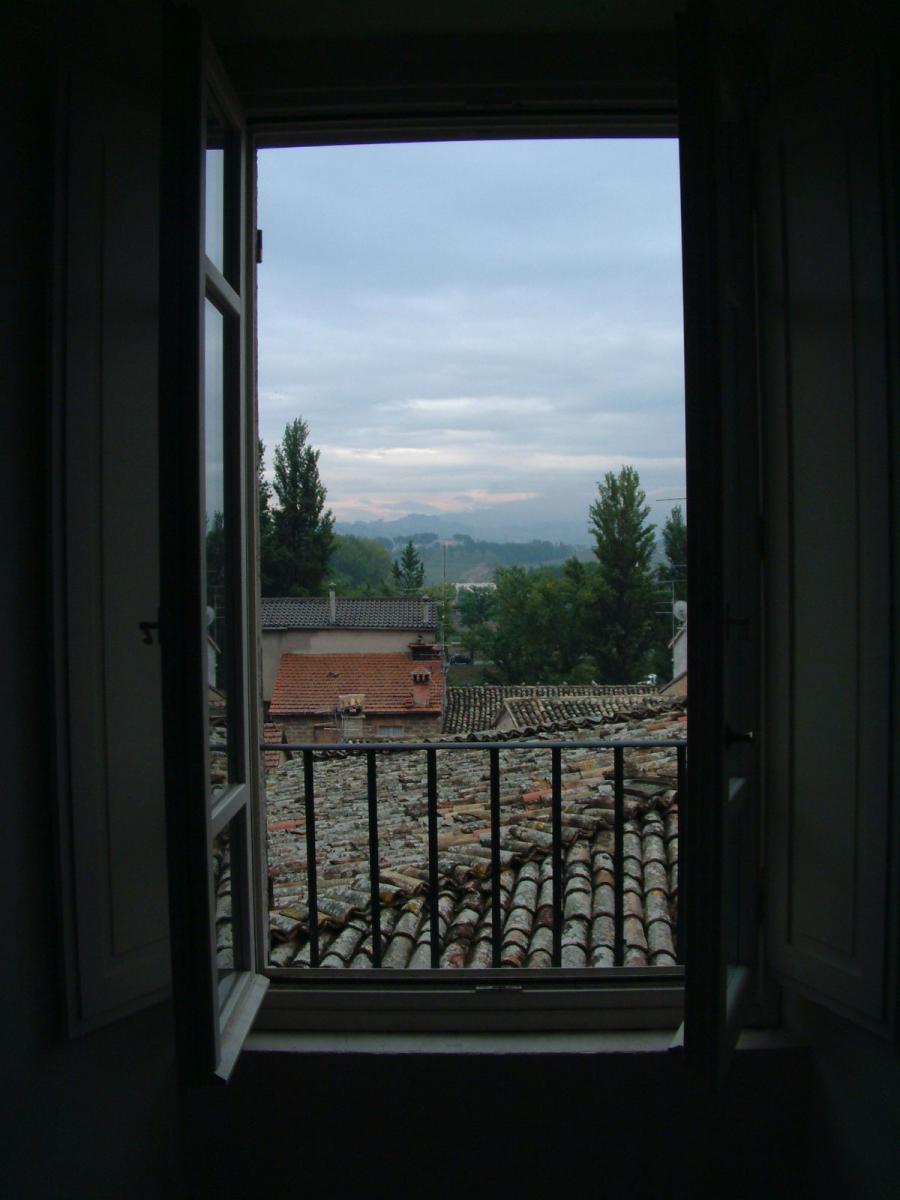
[153,6,763,1085]
[256,137,689,996]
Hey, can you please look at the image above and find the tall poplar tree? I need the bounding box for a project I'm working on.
[589,465,657,682]
[268,418,334,595]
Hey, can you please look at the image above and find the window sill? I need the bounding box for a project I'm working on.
[245,1028,676,1056]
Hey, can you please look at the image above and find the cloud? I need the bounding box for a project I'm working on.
[256,138,686,541]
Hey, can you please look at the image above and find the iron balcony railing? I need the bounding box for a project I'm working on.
[261,738,687,971]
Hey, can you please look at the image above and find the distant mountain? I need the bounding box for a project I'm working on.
[334,512,483,542]
[334,509,593,546]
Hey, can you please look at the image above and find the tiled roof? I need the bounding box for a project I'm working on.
[443,684,661,734]
[263,722,292,773]
[265,701,686,970]
[261,596,437,631]
[269,653,445,717]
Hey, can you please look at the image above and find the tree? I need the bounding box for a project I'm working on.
[588,465,657,682]
[391,539,425,595]
[329,535,394,594]
[649,505,688,682]
[658,505,687,603]
[257,439,281,596]
[267,418,334,596]
[457,586,496,629]
[467,564,596,685]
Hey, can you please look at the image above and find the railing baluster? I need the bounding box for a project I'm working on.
[613,745,625,967]
[676,744,687,964]
[302,749,319,968]
[551,747,563,968]
[426,748,440,968]
[489,747,502,967]
[367,750,381,967]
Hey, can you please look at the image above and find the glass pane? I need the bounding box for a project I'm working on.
[213,816,244,1006]
[205,299,231,801]
[205,108,225,273]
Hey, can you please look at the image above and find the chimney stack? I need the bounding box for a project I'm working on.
[411,667,432,707]
[422,596,430,626]
[328,588,337,625]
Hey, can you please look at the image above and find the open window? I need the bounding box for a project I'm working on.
[158,7,762,1087]
[159,6,267,1084]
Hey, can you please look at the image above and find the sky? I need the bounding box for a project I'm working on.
[257,138,685,546]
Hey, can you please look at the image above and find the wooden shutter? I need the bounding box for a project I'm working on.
[758,48,895,1035]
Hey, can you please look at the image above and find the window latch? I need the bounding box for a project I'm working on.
[724,725,755,746]
[138,620,160,645]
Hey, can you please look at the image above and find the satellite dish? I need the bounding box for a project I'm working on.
[673,600,688,624]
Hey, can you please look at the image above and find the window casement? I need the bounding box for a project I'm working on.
[50,1,898,1099]
[153,7,763,1086]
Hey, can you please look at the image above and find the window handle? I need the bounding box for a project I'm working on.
[725,725,755,746]
[139,620,159,645]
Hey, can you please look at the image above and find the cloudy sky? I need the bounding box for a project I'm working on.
[257,138,685,545]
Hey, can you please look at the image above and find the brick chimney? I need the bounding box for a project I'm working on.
[411,667,432,707]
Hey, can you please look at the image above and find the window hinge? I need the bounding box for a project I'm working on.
[256,228,263,264]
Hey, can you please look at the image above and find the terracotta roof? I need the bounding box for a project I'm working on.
[265,701,687,970]
[443,684,661,734]
[263,722,292,774]
[270,653,445,717]
[261,596,437,631]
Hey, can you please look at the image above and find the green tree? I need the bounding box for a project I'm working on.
[588,465,657,682]
[649,505,688,681]
[268,418,334,596]
[469,564,595,685]
[391,539,425,595]
[658,505,687,602]
[330,534,394,594]
[257,439,280,596]
[431,581,457,651]
[457,586,497,629]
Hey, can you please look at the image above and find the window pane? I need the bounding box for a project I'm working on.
[205,108,225,273]
[212,815,245,1006]
[205,299,231,801]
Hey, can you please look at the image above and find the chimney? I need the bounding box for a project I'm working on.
[421,596,430,626]
[328,588,337,625]
[411,667,432,707]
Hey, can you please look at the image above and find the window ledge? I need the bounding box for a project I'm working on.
[244,1029,676,1056]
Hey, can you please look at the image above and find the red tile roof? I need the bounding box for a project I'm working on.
[262,722,292,773]
[270,653,445,717]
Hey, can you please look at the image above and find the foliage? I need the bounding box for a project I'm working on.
[466,562,598,684]
[257,439,280,596]
[658,505,687,603]
[402,535,591,585]
[329,534,394,595]
[430,581,458,648]
[262,418,335,596]
[649,504,688,680]
[588,465,657,682]
[457,587,497,629]
[391,540,425,595]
